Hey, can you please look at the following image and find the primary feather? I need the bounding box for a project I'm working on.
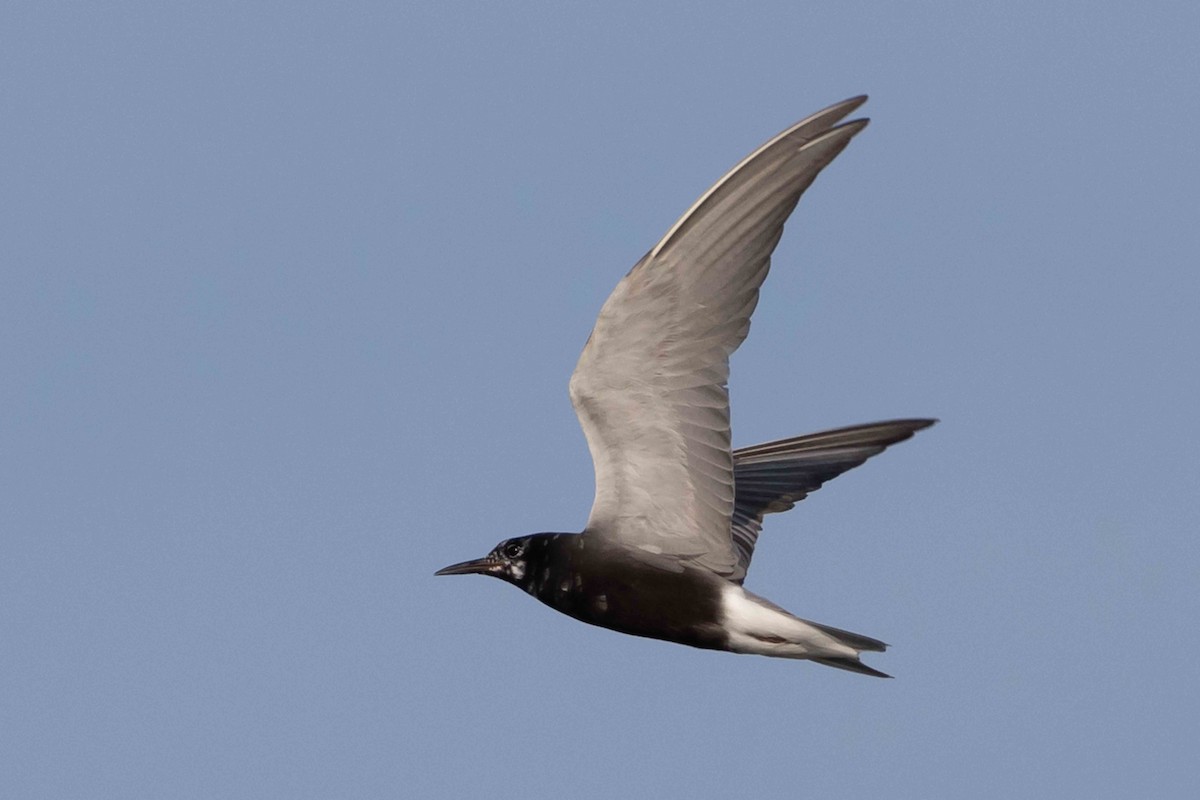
[570,97,870,578]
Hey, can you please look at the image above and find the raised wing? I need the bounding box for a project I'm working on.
[569,97,870,577]
[728,419,936,583]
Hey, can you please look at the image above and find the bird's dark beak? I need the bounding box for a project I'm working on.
[434,557,498,576]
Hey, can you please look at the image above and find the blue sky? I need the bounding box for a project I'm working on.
[3,2,1198,798]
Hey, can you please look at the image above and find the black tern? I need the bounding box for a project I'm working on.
[437,96,934,677]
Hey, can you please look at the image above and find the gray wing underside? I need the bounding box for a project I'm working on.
[570,97,870,578]
[728,419,936,584]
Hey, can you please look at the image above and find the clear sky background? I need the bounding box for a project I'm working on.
[3,2,1198,798]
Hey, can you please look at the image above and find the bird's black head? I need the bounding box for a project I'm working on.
[435,535,546,587]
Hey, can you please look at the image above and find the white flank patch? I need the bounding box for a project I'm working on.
[719,584,857,660]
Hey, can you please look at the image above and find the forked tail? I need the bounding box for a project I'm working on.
[804,617,891,678]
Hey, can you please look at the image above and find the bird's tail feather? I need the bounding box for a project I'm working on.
[807,618,890,677]
[804,618,888,652]
[811,656,892,678]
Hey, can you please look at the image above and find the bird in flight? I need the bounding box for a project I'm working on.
[436,96,933,677]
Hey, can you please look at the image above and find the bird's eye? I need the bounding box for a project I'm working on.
[502,542,524,559]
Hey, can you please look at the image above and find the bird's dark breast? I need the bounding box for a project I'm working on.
[525,536,727,651]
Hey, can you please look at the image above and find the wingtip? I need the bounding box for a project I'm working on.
[829,96,869,126]
[880,418,938,436]
[649,96,871,261]
[824,95,870,133]
[830,94,869,114]
[840,116,870,133]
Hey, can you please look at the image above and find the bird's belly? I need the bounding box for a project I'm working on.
[531,560,727,650]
